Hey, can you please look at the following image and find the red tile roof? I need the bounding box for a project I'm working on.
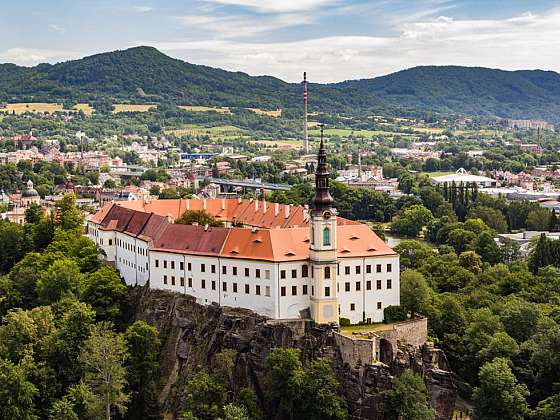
[89,199,395,261]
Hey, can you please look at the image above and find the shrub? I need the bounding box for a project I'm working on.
[384,305,407,323]
[339,317,351,327]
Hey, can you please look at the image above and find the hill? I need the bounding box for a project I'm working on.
[333,65,560,122]
[1,46,560,122]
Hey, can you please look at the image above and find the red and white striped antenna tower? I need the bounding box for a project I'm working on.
[303,71,309,154]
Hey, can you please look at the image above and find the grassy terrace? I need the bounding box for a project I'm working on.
[339,322,399,338]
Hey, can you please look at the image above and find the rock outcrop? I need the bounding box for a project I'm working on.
[127,286,456,419]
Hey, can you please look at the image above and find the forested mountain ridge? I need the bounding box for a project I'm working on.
[1,46,560,122]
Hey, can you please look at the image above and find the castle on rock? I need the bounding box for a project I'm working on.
[87,141,400,324]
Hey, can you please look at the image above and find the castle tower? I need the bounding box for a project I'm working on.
[309,126,338,324]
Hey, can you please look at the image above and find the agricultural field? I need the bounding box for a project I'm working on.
[112,104,157,113]
[247,108,282,117]
[164,124,247,139]
[308,127,414,138]
[178,105,231,114]
[251,139,306,150]
[0,102,94,115]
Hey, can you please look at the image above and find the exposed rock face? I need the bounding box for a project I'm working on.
[127,287,456,419]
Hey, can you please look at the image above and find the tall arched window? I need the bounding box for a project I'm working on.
[324,266,331,279]
[323,227,330,246]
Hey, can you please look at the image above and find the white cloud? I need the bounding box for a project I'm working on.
[175,12,314,38]
[131,5,153,13]
[48,24,65,34]
[0,48,80,66]
[145,7,560,82]
[201,0,339,13]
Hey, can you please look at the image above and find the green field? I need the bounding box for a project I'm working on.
[308,128,414,138]
[164,124,247,139]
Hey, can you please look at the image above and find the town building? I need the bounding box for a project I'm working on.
[87,142,400,325]
[431,168,497,188]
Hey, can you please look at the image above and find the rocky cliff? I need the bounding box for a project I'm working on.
[127,286,456,419]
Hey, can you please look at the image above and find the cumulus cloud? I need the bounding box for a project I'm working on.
[146,7,560,82]
[0,48,80,66]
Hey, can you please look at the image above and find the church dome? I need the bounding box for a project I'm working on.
[22,180,39,197]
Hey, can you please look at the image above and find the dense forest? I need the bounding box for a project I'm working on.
[2,47,560,121]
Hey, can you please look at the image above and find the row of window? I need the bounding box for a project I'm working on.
[155,259,393,281]
[349,302,383,311]
[343,279,392,292]
[162,275,272,296]
[342,263,392,275]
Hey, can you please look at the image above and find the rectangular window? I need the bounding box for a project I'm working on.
[311,285,314,296]
[387,279,392,289]
[233,283,238,293]
[211,265,216,274]
[163,260,167,269]
[201,264,206,273]
[108,239,113,246]
[292,286,297,296]
[356,265,361,275]
[201,279,206,289]
[256,285,261,296]
[265,286,270,297]
[325,266,331,279]
[222,266,227,275]
[212,280,216,290]
[163,275,167,285]
[356,282,361,291]
[366,280,371,290]
[222,282,227,292]
[265,270,270,279]
[387,264,392,273]
[376,264,382,273]
[245,268,250,277]
[146,262,148,270]
[233,267,238,276]
[188,278,192,288]
[292,269,297,279]
[171,276,176,286]
[281,286,286,297]
[281,270,286,279]
[245,284,250,294]
[377,280,382,290]
[188,262,192,271]
[256,269,261,278]
[366,265,371,274]
[302,265,308,277]
[377,302,382,310]
[350,303,355,311]
[180,277,185,287]
[180,261,184,270]
[303,285,308,295]
[345,282,350,292]
[325,286,331,297]
[345,266,350,275]
[171,261,175,270]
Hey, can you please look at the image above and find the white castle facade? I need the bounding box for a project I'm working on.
[87,143,400,324]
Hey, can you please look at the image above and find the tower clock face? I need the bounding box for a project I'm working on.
[323,211,331,220]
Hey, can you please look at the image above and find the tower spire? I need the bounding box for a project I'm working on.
[312,125,334,213]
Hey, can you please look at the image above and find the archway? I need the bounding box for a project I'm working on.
[379,339,393,364]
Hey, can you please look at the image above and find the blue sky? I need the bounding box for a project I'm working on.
[1,0,560,82]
